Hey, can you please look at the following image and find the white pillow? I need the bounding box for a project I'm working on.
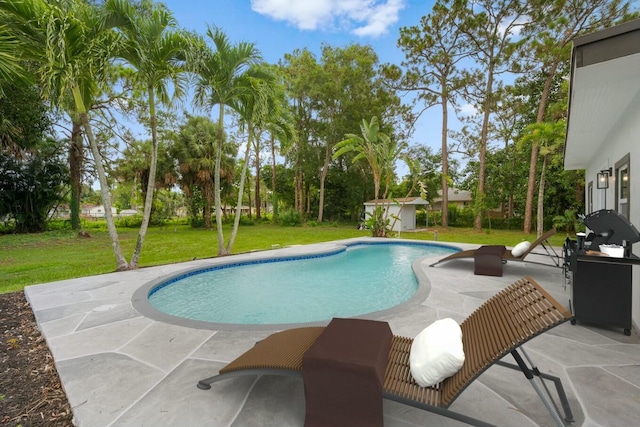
[511,241,531,257]
[409,318,465,387]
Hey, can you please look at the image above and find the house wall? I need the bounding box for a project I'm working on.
[584,92,640,328]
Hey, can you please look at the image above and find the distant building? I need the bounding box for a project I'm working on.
[49,204,70,219]
[118,209,139,217]
[86,205,117,218]
[431,188,472,211]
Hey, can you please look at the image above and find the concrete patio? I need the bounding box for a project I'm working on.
[24,238,640,426]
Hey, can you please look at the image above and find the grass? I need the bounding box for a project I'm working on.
[0,223,566,293]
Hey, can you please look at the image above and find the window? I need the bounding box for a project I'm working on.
[615,153,630,219]
[587,181,593,214]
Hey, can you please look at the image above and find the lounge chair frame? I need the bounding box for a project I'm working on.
[430,228,561,268]
[198,276,574,427]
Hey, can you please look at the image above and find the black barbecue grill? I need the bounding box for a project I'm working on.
[581,209,640,254]
[570,209,640,335]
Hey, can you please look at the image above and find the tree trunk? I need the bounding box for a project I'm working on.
[227,123,252,254]
[79,110,128,270]
[130,87,158,268]
[295,161,303,215]
[474,69,494,231]
[270,134,278,220]
[441,91,449,228]
[254,136,262,219]
[246,173,252,219]
[215,105,227,255]
[69,119,83,231]
[536,155,547,238]
[203,178,212,229]
[524,62,557,234]
[305,181,311,219]
[317,143,331,223]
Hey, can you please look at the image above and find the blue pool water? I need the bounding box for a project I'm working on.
[148,242,455,325]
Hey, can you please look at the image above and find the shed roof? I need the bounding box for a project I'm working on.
[363,197,428,206]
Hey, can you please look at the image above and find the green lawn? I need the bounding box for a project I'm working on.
[0,223,566,293]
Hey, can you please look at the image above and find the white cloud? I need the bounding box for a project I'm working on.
[251,0,405,37]
[458,103,478,117]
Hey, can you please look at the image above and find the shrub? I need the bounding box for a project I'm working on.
[365,206,390,237]
[47,219,72,231]
[190,217,205,228]
[238,215,255,226]
[279,209,301,226]
[115,214,143,228]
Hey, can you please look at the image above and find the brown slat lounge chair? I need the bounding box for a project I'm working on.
[430,228,560,268]
[198,276,574,427]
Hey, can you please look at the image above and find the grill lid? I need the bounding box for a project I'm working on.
[582,209,640,247]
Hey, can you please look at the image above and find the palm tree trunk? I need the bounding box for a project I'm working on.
[254,135,262,219]
[227,122,253,253]
[130,87,158,268]
[215,105,227,255]
[69,119,83,231]
[78,107,128,270]
[270,134,278,220]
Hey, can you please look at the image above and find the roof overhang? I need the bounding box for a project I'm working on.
[363,197,428,206]
[564,19,640,170]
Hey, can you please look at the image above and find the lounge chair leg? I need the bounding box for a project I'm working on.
[196,371,246,390]
[510,350,569,427]
[197,382,211,390]
[540,242,562,267]
[520,347,574,423]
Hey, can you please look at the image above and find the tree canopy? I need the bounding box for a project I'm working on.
[1,0,636,269]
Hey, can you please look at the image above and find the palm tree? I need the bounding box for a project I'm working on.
[171,115,237,230]
[172,116,218,229]
[519,121,566,237]
[191,26,264,256]
[334,116,390,201]
[254,69,296,222]
[333,116,407,237]
[0,25,28,95]
[227,65,295,253]
[104,0,188,268]
[1,0,129,269]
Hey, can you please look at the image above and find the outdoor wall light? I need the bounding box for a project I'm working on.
[597,167,612,189]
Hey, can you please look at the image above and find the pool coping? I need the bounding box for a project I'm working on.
[131,237,462,331]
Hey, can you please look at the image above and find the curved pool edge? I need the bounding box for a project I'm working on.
[131,237,462,331]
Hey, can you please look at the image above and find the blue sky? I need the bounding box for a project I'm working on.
[163,0,435,66]
[159,0,443,161]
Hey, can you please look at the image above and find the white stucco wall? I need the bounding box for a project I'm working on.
[364,204,415,232]
[584,93,640,329]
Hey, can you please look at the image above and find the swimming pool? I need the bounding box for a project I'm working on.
[133,240,458,329]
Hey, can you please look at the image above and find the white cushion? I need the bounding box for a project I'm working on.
[511,241,531,257]
[409,318,465,387]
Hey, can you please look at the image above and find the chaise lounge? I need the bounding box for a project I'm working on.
[197,276,574,427]
[429,228,559,274]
